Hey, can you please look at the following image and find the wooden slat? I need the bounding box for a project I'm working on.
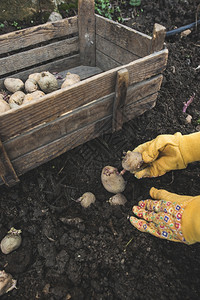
[0,139,19,186]
[96,35,139,65]
[124,93,158,122]
[126,75,163,105]
[4,75,162,161]
[0,49,168,141]
[4,94,114,160]
[3,93,158,181]
[0,16,78,55]
[95,14,152,57]
[112,68,129,132]
[78,0,96,66]
[150,23,166,54]
[12,116,112,176]
[96,50,121,71]
[0,37,79,77]
[0,55,81,89]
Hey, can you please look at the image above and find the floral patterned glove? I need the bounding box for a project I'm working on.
[130,187,200,244]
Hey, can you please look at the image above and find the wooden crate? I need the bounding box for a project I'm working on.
[0,0,168,186]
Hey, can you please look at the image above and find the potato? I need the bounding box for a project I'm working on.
[4,78,24,93]
[37,71,58,93]
[61,72,80,89]
[76,192,96,208]
[101,166,126,194]
[122,151,143,173]
[23,91,45,105]
[25,78,38,93]
[0,99,10,114]
[0,93,4,100]
[9,91,25,109]
[108,193,127,206]
[28,73,41,82]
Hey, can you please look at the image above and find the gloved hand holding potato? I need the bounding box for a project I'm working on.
[122,132,200,178]
[125,132,200,244]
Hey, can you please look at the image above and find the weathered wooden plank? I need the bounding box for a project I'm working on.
[0,17,78,55]
[0,37,79,77]
[2,93,159,182]
[95,14,152,57]
[0,55,81,89]
[0,139,19,186]
[0,49,168,141]
[11,116,112,176]
[150,23,166,54]
[4,94,114,160]
[78,0,96,66]
[124,93,158,122]
[126,75,163,105]
[4,75,162,160]
[96,35,139,65]
[112,68,129,132]
[96,50,121,71]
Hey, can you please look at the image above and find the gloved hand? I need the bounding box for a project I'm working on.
[130,187,200,244]
[131,132,200,178]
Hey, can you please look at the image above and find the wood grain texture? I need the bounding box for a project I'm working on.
[96,14,152,57]
[4,75,162,161]
[0,37,79,77]
[0,16,78,55]
[150,23,166,54]
[78,0,96,66]
[96,35,139,65]
[1,93,158,183]
[0,139,19,186]
[11,116,112,176]
[0,49,168,141]
[96,50,121,70]
[112,68,129,132]
[0,55,81,89]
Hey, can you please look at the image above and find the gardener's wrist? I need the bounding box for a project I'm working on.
[179,132,200,165]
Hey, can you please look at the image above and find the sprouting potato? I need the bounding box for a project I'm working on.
[4,78,24,93]
[0,227,22,255]
[0,99,10,114]
[108,193,127,206]
[25,78,38,93]
[101,166,126,194]
[61,72,80,89]
[23,90,45,105]
[9,91,25,108]
[37,71,58,93]
[0,270,17,296]
[76,192,96,208]
[122,151,144,173]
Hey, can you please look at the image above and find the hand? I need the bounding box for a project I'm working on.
[132,132,200,179]
[130,187,200,244]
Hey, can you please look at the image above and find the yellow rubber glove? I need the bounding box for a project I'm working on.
[130,187,200,244]
[131,132,200,178]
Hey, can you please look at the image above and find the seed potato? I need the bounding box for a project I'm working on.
[61,72,80,89]
[108,193,127,206]
[4,78,24,93]
[9,91,25,108]
[25,78,38,93]
[37,71,58,93]
[122,151,144,173]
[101,166,126,194]
[0,99,10,114]
[23,90,45,105]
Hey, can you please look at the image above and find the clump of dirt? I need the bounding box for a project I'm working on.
[0,1,200,299]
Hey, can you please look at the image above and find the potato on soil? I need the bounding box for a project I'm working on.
[23,91,45,105]
[101,166,126,194]
[9,91,25,109]
[4,78,24,93]
[25,78,38,93]
[122,151,143,173]
[0,99,10,114]
[77,192,96,208]
[108,193,127,206]
[37,71,58,93]
[61,72,80,89]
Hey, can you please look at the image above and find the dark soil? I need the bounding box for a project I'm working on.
[0,1,200,299]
